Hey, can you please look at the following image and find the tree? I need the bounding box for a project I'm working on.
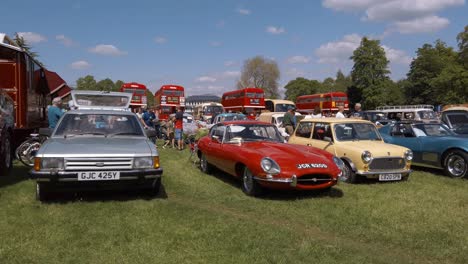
[284,77,319,102]
[457,25,468,68]
[237,56,280,98]
[334,70,352,92]
[430,63,468,104]
[405,40,459,105]
[96,78,115,92]
[350,37,391,109]
[114,80,125,92]
[320,77,335,93]
[76,75,97,90]
[146,90,155,108]
[13,33,42,66]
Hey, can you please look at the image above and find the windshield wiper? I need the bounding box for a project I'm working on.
[65,132,107,138]
[108,132,141,137]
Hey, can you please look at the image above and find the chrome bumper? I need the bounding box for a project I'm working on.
[253,175,337,187]
[356,169,412,176]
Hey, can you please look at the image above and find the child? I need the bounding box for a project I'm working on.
[163,117,175,149]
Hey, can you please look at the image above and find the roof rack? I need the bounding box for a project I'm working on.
[376,105,434,110]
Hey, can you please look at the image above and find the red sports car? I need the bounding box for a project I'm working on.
[197,121,344,196]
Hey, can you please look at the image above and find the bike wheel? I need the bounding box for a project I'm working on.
[16,139,42,167]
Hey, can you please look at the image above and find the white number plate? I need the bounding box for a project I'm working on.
[78,171,120,181]
[379,173,402,181]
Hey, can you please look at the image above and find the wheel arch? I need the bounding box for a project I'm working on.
[441,148,467,167]
[341,157,356,172]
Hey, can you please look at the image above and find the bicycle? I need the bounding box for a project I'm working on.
[15,133,48,167]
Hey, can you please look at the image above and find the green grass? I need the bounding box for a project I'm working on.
[1,146,467,264]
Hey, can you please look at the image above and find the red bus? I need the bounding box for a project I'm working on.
[154,84,185,120]
[296,92,349,115]
[221,88,265,120]
[120,82,147,110]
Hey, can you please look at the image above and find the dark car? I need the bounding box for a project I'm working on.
[379,121,467,178]
[441,107,468,135]
[0,90,14,175]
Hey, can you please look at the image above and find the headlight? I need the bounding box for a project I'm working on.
[41,157,64,169]
[260,157,280,175]
[333,156,345,170]
[404,150,413,161]
[134,157,153,169]
[361,151,372,164]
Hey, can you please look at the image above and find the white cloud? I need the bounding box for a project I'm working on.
[322,0,386,11]
[224,60,236,67]
[88,44,127,56]
[266,26,286,35]
[286,68,306,78]
[210,41,222,47]
[17,32,47,43]
[237,8,251,15]
[195,76,217,83]
[70,60,91,70]
[154,36,167,44]
[392,16,450,34]
[56,35,75,46]
[315,34,361,64]
[222,71,240,78]
[382,46,412,64]
[287,56,311,64]
[365,0,465,22]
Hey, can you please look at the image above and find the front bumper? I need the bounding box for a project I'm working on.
[254,174,338,188]
[29,168,163,182]
[356,169,412,178]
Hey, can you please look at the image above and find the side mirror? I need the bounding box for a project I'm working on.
[145,129,157,138]
[39,128,52,137]
[211,135,220,143]
[323,136,333,143]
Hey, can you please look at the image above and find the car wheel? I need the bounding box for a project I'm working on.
[241,166,263,196]
[0,131,13,176]
[444,150,467,178]
[200,153,213,174]
[147,178,161,196]
[36,182,49,202]
[340,162,359,183]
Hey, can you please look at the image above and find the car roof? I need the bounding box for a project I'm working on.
[300,118,374,124]
[442,107,468,112]
[65,109,137,116]
[220,120,270,126]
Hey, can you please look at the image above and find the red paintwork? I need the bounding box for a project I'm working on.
[296,92,349,114]
[120,82,147,109]
[221,87,265,115]
[198,121,340,191]
[154,84,185,121]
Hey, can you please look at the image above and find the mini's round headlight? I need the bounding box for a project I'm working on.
[404,150,413,161]
[361,151,372,164]
[260,157,280,175]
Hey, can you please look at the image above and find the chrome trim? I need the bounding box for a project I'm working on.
[254,176,293,183]
[356,169,412,176]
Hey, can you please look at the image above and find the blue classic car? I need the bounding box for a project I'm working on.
[379,122,467,178]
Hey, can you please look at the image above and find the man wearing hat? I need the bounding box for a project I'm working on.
[48,97,64,129]
[283,106,296,135]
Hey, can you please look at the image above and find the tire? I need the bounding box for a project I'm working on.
[241,166,263,196]
[444,150,467,178]
[200,153,213,174]
[147,178,161,196]
[340,161,359,183]
[36,182,49,202]
[0,131,13,176]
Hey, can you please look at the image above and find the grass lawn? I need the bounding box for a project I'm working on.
[0,145,467,264]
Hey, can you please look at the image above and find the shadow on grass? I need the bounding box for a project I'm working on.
[42,184,169,204]
[0,161,30,189]
[209,167,344,200]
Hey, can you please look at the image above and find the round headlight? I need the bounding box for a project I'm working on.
[361,151,372,164]
[260,157,280,175]
[404,150,413,161]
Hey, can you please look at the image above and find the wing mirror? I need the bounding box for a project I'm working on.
[211,135,220,143]
[323,136,333,144]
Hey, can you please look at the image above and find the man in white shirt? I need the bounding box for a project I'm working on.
[336,106,346,118]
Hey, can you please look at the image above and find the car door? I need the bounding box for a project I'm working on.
[389,124,423,163]
[207,125,226,169]
[308,122,336,155]
[289,121,313,145]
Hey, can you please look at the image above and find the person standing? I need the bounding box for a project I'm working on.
[336,105,346,118]
[48,97,64,129]
[351,103,363,118]
[283,106,296,135]
[142,108,156,129]
[174,107,184,150]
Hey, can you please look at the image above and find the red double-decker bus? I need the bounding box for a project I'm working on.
[296,92,349,114]
[154,84,185,120]
[221,88,265,119]
[120,82,147,110]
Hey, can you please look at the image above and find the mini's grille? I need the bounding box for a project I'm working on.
[369,158,405,171]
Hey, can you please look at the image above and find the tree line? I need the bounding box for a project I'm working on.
[237,25,468,110]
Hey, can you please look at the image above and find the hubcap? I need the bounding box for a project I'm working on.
[447,155,466,177]
[340,165,350,182]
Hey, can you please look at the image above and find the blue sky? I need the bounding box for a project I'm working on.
[2,0,467,96]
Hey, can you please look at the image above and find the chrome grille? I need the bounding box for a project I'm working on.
[65,157,133,170]
[369,158,405,171]
[297,174,332,186]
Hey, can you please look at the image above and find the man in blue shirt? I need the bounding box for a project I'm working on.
[48,97,64,129]
[142,108,156,129]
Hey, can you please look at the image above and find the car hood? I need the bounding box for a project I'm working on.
[335,140,408,157]
[38,137,155,157]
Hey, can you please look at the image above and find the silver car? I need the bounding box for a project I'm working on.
[29,91,163,201]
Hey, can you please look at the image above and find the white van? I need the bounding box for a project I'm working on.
[376,105,439,123]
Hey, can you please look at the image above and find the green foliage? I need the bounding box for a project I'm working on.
[284,77,319,101]
[13,33,43,66]
[457,25,468,68]
[406,40,460,105]
[76,75,97,90]
[114,80,125,91]
[430,63,468,104]
[350,37,391,109]
[96,78,116,92]
[237,56,280,98]
[334,70,352,92]
[146,90,155,107]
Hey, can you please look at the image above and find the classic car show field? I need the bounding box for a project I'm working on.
[1,147,467,264]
